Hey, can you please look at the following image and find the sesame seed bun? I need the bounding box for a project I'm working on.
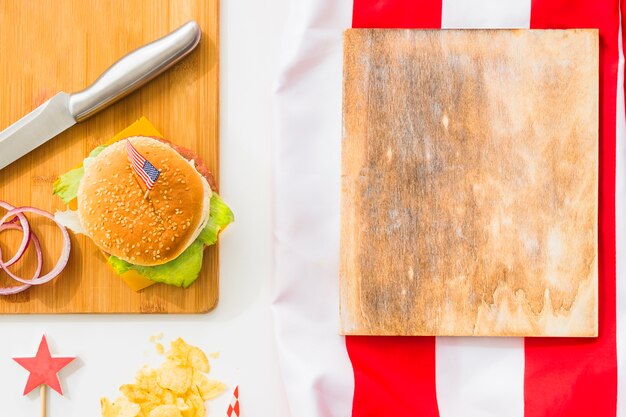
[77,136,211,266]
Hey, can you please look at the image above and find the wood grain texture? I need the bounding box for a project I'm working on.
[340,29,598,336]
[0,0,219,313]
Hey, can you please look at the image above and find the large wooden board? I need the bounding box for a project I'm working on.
[0,0,220,313]
[340,29,598,336]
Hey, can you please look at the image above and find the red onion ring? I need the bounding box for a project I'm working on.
[0,201,30,267]
[0,207,70,286]
[0,223,43,295]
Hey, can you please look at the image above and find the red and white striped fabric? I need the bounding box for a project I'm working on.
[273,0,624,416]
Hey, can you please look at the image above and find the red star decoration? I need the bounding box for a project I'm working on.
[13,335,75,395]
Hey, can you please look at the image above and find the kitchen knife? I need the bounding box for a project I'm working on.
[0,20,202,171]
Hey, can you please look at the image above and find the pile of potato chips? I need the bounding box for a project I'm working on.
[101,338,225,417]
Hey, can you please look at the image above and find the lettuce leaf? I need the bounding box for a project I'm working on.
[198,193,235,246]
[52,167,84,203]
[83,145,108,169]
[52,145,108,203]
[108,239,204,288]
[107,193,234,288]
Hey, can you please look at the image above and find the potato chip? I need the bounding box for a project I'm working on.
[101,338,224,417]
[101,397,141,417]
[188,347,209,373]
[176,397,190,411]
[149,405,182,417]
[192,371,226,401]
[158,362,192,394]
[166,339,207,371]
[166,338,191,366]
[182,388,206,417]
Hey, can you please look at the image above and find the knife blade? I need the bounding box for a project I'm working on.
[0,93,75,170]
[0,20,201,171]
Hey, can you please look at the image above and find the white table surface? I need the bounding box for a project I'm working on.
[0,1,290,416]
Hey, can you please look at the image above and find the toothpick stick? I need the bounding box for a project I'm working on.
[40,385,46,417]
[144,189,150,200]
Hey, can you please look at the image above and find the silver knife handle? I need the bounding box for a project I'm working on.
[68,21,201,122]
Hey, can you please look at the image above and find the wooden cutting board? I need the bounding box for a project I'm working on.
[0,0,220,313]
[340,29,598,336]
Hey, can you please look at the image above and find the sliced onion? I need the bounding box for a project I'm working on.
[0,223,43,295]
[0,279,29,295]
[0,201,30,267]
[0,207,70,286]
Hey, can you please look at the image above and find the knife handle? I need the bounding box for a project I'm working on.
[68,21,201,122]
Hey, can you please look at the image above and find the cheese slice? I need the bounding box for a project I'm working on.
[104,116,164,145]
[118,270,156,292]
[98,250,154,292]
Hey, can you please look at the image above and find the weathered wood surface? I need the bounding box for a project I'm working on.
[0,0,219,313]
[340,29,598,336]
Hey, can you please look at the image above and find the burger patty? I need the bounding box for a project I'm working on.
[150,136,218,192]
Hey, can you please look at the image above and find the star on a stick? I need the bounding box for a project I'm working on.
[13,335,75,395]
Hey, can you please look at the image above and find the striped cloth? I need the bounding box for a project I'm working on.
[273,0,624,416]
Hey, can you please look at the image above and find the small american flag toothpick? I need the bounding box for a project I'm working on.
[227,385,239,417]
[126,139,161,199]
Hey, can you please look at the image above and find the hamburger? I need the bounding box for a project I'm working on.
[53,118,233,289]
